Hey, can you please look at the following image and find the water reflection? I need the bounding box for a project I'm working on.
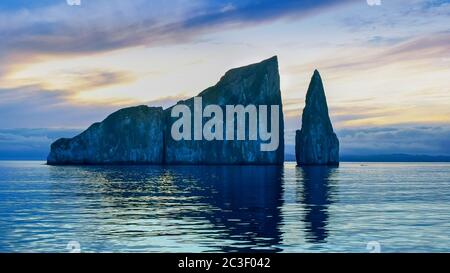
[46,164,338,251]
[3,162,450,252]
[297,166,337,243]
[48,165,284,252]
[169,166,284,252]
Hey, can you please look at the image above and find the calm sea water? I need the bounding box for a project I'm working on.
[0,161,449,253]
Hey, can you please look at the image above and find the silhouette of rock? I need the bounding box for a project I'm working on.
[47,106,164,165]
[48,57,284,165]
[164,56,284,164]
[296,70,339,165]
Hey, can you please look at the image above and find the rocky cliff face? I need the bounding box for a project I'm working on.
[47,106,164,165]
[295,70,339,165]
[164,56,284,164]
[48,56,284,165]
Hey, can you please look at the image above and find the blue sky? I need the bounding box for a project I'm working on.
[0,0,449,158]
[0,0,58,10]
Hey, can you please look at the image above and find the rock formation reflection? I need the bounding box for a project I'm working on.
[48,165,284,252]
[297,166,337,243]
[169,166,284,252]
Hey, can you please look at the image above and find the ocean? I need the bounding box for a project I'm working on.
[0,161,449,253]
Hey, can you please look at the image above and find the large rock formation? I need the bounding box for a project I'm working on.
[47,106,164,165]
[296,70,339,165]
[164,56,284,164]
[48,56,284,165]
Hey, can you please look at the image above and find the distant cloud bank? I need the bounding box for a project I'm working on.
[2,125,449,160]
[0,128,81,160]
[338,125,450,156]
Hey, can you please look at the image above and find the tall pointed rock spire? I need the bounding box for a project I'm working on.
[296,70,339,165]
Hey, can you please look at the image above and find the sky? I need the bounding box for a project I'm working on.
[0,0,449,158]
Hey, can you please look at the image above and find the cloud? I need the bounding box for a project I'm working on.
[58,69,136,92]
[287,32,450,74]
[0,84,191,128]
[176,0,356,30]
[0,0,355,58]
[0,128,81,160]
[337,125,450,155]
[0,85,125,128]
[338,0,450,32]
[5,69,136,96]
[366,35,410,46]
